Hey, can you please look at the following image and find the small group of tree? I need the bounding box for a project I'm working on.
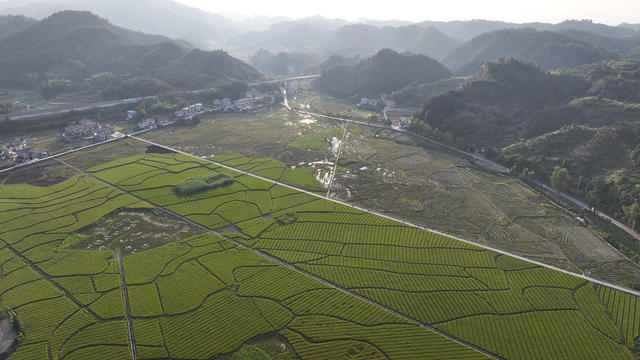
[174,173,234,196]
[0,102,13,114]
[550,166,571,192]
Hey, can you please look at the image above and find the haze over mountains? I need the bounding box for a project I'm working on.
[1,0,639,62]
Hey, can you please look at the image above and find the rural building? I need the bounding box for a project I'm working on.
[138,118,157,130]
[0,147,10,162]
[14,148,46,163]
[94,125,116,141]
[63,119,100,142]
[157,117,174,126]
[8,138,27,152]
[212,98,232,111]
[126,110,138,120]
[358,97,381,110]
[174,103,203,118]
[233,97,254,112]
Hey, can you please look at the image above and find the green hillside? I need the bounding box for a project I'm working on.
[411,58,640,249]
[443,28,620,75]
[313,48,452,97]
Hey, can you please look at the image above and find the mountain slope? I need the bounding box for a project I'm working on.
[313,49,452,97]
[444,28,620,75]
[249,50,320,76]
[411,58,640,235]
[0,14,36,38]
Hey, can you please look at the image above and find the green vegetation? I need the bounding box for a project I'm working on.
[2,135,640,360]
[0,173,151,359]
[60,233,90,249]
[175,173,234,196]
[82,150,640,359]
[0,11,263,100]
[313,49,452,97]
[443,28,619,75]
[411,59,640,247]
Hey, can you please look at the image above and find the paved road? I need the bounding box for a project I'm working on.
[129,135,640,297]
[534,180,640,242]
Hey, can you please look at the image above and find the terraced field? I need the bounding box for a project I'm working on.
[333,126,640,288]
[77,150,640,359]
[0,153,489,359]
[0,173,150,359]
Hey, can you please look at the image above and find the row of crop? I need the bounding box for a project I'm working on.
[282,288,405,326]
[299,263,486,293]
[155,260,227,315]
[597,285,640,349]
[261,220,475,250]
[285,315,488,360]
[309,255,468,277]
[341,244,496,267]
[159,289,274,359]
[436,310,631,360]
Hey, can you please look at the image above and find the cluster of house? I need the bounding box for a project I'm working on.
[62,119,116,143]
[11,101,36,112]
[212,88,276,112]
[0,138,47,163]
[174,103,204,119]
[358,94,396,110]
[137,117,174,130]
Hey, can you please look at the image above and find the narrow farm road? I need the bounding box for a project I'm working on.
[115,247,137,360]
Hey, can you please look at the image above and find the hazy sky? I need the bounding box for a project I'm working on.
[175,0,639,25]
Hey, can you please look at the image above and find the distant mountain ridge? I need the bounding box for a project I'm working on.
[443,28,620,75]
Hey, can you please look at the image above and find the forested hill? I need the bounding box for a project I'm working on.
[411,58,640,233]
[443,28,620,75]
[0,14,36,39]
[313,49,452,97]
[0,10,263,100]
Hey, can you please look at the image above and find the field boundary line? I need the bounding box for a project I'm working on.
[128,135,640,297]
[115,247,137,360]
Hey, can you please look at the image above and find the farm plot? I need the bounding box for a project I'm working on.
[122,233,487,360]
[87,152,333,232]
[85,150,640,360]
[0,173,154,359]
[212,153,326,192]
[331,124,640,288]
[140,107,338,165]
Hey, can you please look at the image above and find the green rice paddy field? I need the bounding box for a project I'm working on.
[1,143,639,359]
